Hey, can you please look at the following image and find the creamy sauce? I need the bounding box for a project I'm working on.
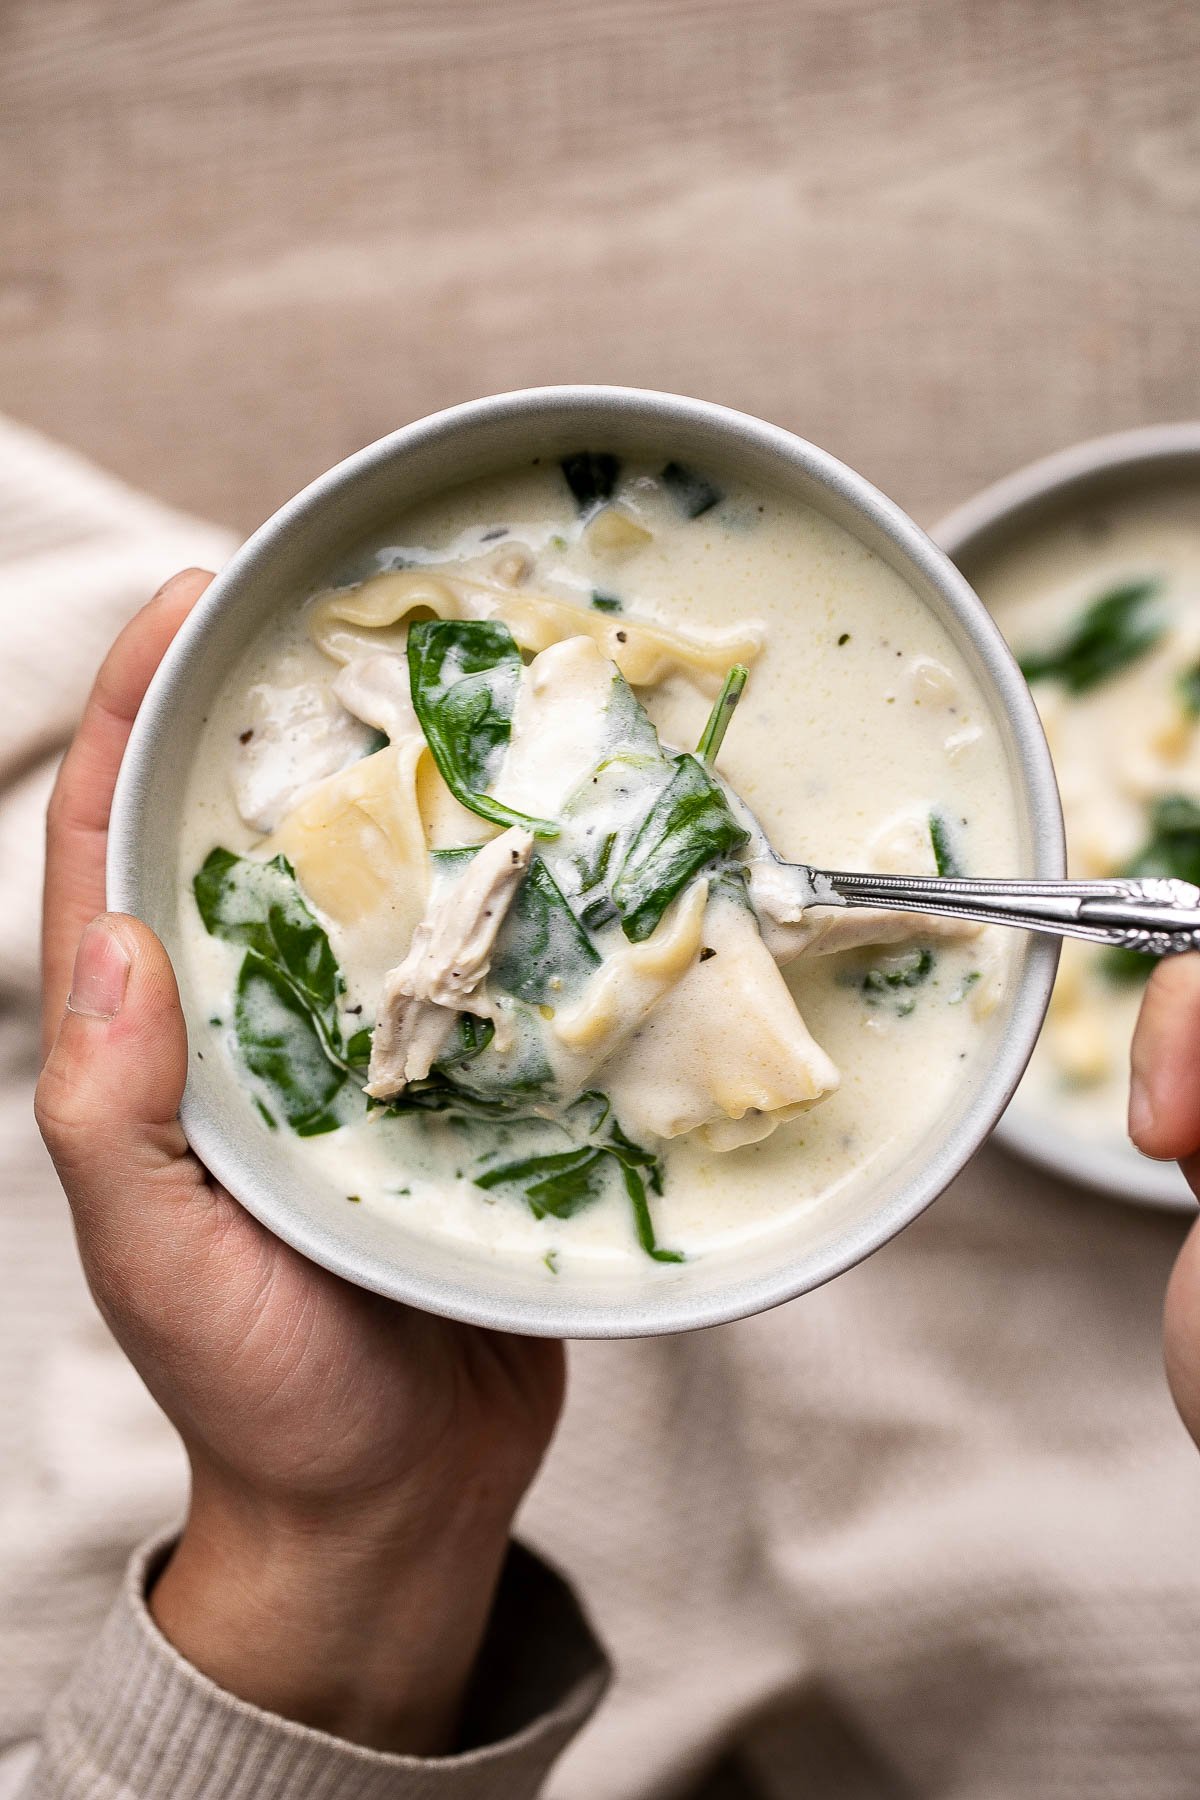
[177,456,1021,1274]
[973,484,1200,1150]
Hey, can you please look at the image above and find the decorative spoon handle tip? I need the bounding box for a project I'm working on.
[796,868,1200,955]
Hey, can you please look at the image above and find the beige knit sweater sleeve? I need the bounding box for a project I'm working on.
[2,1537,609,1800]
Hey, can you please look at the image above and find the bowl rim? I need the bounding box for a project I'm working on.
[933,420,1200,1213]
[108,384,1064,1336]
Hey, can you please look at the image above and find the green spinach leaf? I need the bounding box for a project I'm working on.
[860,947,936,1017]
[560,451,620,511]
[406,619,558,837]
[194,845,366,1118]
[1018,578,1164,694]
[490,856,600,1003]
[235,951,347,1136]
[575,829,618,895]
[929,810,965,878]
[475,1092,680,1261]
[1103,794,1200,982]
[378,1015,510,1117]
[600,667,669,763]
[612,754,749,941]
[194,846,342,1021]
[477,1145,608,1220]
[660,461,723,519]
[430,847,598,1005]
[384,1002,555,1117]
[696,664,748,767]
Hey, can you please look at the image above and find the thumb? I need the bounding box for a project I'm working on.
[36,914,192,1217]
[1129,955,1200,1167]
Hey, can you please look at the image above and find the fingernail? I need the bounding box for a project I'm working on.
[67,919,131,1021]
[1129,1073,1155,1144]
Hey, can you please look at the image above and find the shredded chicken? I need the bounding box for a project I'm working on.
[364,827,533,1099]
[232,677,374,832]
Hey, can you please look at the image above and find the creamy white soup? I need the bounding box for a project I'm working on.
[974,483,1200,1151]
[177,453,1019,1274]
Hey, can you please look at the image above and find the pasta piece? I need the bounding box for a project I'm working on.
[496,591,762,695]
[906,655,961,709]
[493,636,620,819]
[600,892,839,1145]
[700,1105,810,1151]
[310,571,467,665]
[265,635,496,961]
[333,652,420,742]
[262,743,431,982]
[552,880,708,1059]
[581,506,653,557]
[415,753,501,851]
[1047,1010,1111,1085]
[309,563,762,694]
[748,807,980,963]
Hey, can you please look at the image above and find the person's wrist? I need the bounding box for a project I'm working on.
[149,1469,518,1755]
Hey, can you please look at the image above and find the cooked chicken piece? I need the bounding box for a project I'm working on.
[232,676,375,832]
[365,827,533,1099]
[263,742,431,990]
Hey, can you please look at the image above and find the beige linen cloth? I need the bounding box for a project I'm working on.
[3,419,1200,1798]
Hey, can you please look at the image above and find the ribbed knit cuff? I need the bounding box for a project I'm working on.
[26,1534,608,1800]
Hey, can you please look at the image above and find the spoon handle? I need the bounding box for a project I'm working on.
[812,870,1200,956]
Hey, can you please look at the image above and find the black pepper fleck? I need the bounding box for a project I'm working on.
[238,728,253,744]
[700,947,717,962]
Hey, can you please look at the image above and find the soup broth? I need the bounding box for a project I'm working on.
[177,453,1020,1275]
[974,483,1200,1155]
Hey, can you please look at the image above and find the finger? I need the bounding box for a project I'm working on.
[35,914,200,1231]
[42,569,213,1052]
[1129,956,1200,1169]
[1164,1216,1200,1446]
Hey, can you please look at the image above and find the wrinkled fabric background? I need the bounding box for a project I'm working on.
[2,4,1200,1796]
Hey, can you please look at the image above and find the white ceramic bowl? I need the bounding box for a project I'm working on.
[108,385,1062,1336]
[935,422,1200,1212]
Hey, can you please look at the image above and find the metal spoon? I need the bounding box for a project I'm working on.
[776,866,1200,958]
